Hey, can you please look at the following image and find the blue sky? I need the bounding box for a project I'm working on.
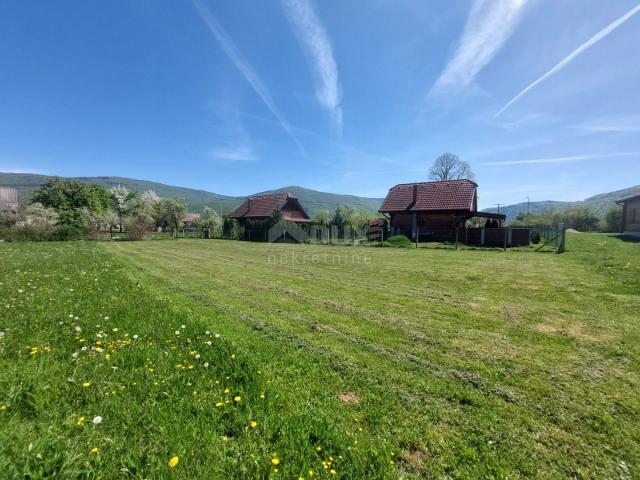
[1,0,639,208]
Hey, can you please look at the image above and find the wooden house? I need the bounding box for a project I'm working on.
[379,179,506,242]
[616,194,640,237]
[0,187,18,213]
[231,193,310,224]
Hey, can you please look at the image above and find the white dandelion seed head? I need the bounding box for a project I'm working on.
[92,416,102,425]
[174,331,180,336]
[204,362,209,368]
[75,326,82,332]
[104,316,109,320]
[205,331,210,335]
[81,346,88,351]
[181,324,186,330]
[0,331,4,338]
[69,314,74,318]
[96,333,103,339]
[195,354,200,359]
[214,333,220,338]
[74,316,79,320]
[206,341,212,346]
[133,335,138,340]
[72,352,78,358]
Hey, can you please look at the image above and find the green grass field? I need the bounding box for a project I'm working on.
[1,234,638,478]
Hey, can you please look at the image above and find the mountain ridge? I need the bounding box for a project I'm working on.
[1,172,636,220]
[0,173,384,215]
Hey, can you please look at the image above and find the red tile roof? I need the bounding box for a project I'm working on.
[379,179,477,213]
[231,193,310,221]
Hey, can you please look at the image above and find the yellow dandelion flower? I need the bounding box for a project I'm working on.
[224,388,230,394]
[215,402,224,408]
[271,457,280,465]
[231,354,236,359]
[308,470,315,477]
[168,456,179,468]
[0,405,6,412]
[76,416,85,426]
[90,447,98,454]
[250,421,257,428]
[223,435,229,443]
[316,447,322,452]
[330,469,336,475]
[260,393,265,399]
[234,396,241,402]
[82,382,91,388]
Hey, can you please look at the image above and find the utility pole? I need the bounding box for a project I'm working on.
[526,196,530,216]
[494,203,502,214]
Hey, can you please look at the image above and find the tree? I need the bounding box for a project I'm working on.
[312,209,332,227]
[141,190,160,205]
[157,198,187,236]
[428,153,474,181]
[199,207,222,239]
[21,203,59,228]
[110,185,130,231]
[31,179,112,227]
[604,205,623,233]
[333,204,369,245]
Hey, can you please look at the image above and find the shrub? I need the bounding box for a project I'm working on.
[50,225,86,241]
[125,216,151,240]
[385,234,412,247]
[0,224,86,241]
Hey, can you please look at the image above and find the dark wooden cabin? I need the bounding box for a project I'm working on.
[379,179,506,241]
[231,193,310,224]
[616,194,640,237]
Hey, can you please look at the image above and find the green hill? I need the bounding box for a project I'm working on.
[0,172,383,215]
[255,186,383,214]
[483,185,640,221]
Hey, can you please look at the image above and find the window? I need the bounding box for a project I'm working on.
[632,208,637,224]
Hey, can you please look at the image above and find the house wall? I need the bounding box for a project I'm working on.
[390,212,460,238]
[0,187,18,212]
[622,197,640,232]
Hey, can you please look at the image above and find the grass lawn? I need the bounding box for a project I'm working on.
[1,233,638,478]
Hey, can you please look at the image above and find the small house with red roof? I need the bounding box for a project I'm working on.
[231,193,310,225]
[379,179,505,241]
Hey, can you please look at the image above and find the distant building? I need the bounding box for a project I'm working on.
[616,194,640,237]
[182,213,201,227]
[0,187,18,213]
[379,179,508,243]
[231,193,310,224]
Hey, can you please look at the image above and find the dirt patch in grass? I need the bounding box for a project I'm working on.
[399,448,430,470]
[535,323,558,334]
[567,323,615,342]
[534,322,614,341]
[337,391,360,405]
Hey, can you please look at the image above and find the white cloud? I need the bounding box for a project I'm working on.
[282,0,343,135]
[576,114,640,133]
[480,152,640,166]
[494,3,640,118]
[193,0,306,154]
[208,145,257,163]
[431,0,529,95]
